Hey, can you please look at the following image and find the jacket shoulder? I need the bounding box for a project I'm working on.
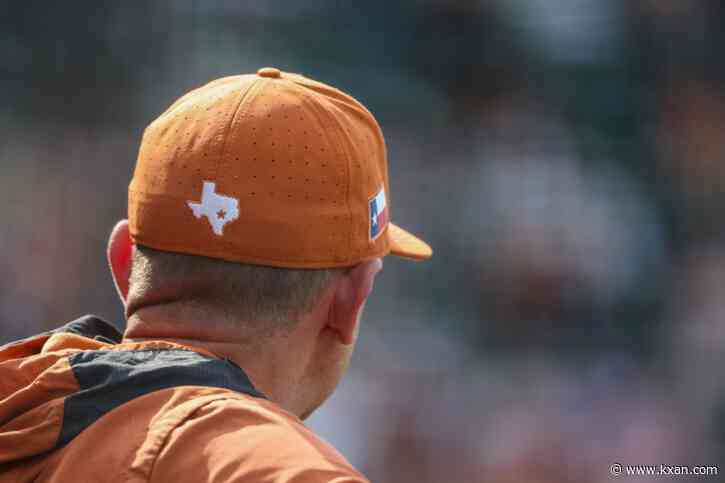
[141,394,368,483]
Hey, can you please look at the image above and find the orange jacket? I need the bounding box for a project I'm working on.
[0,316,369,483]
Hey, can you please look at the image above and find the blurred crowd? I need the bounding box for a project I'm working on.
[2,1,724,481]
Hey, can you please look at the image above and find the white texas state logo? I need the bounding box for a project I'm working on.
[187,181,239,236]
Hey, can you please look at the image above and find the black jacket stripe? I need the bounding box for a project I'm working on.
[57,348,265,449]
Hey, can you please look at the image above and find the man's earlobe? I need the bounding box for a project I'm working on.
[107,220,134,304]
[326,259,382,345]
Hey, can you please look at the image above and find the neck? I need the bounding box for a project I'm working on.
[123,311,314,418]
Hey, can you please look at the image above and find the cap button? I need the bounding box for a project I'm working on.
[257,67,281,79]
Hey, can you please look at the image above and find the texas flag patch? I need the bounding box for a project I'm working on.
[369,186,389,240]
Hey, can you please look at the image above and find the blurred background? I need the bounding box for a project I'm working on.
[1,1,723,481]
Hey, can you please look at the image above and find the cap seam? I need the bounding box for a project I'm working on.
[294,87,354,258]
[215,77,263,181]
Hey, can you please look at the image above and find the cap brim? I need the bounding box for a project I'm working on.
[387,223,433,261]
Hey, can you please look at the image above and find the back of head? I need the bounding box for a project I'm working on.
[127,244,341,338]
[113,67,432,417]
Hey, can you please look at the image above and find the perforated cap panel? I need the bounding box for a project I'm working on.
[129,69,431,267]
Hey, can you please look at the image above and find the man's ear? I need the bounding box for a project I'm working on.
[107,219,134,304]
[327,258,383,345]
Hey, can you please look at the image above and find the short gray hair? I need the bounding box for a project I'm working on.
[128,245,341,330]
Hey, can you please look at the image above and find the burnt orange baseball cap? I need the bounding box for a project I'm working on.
[128,67,432,268]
